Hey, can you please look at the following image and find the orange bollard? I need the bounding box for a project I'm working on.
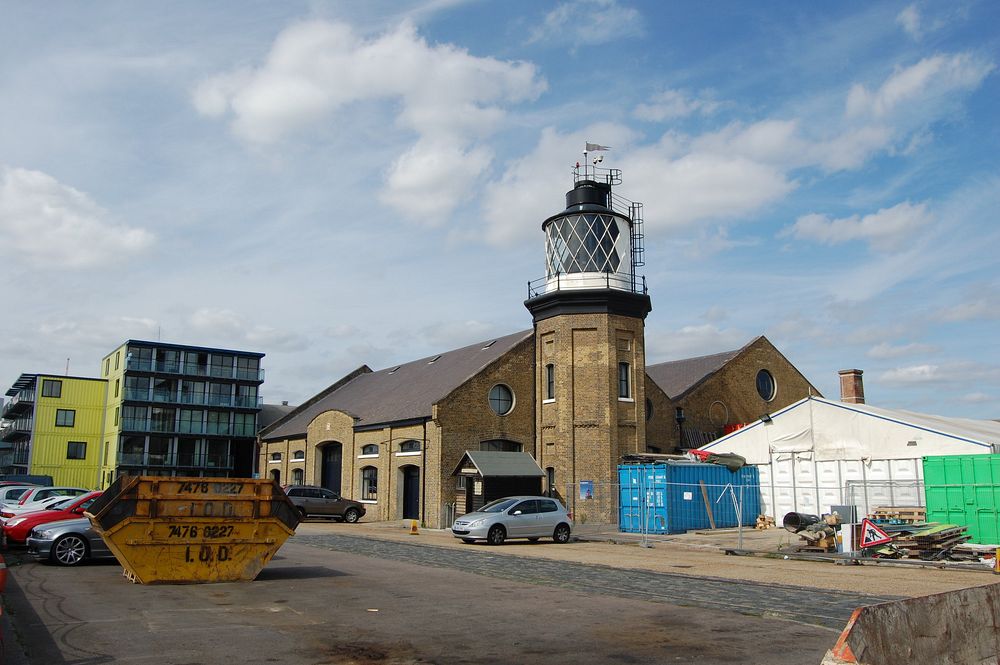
[409,520,419,535]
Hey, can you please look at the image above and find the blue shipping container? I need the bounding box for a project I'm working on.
[618,462,761,534]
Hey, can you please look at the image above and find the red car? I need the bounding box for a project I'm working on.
[2,491,102,545]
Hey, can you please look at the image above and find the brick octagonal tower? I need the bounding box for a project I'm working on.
[525,160,651,522]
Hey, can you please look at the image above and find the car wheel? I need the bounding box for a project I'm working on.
[461,538,476,544]
[343,508,360,523]
[487,525,506,546]
[51,534,89,566]
[297,507,307,519]
[553,523,571,544]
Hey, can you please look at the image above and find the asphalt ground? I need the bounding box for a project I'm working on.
[2,521,994,664]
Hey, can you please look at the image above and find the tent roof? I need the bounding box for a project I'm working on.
[702,396,1000,452]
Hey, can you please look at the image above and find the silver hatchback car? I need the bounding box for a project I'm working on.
[452,496,572,545]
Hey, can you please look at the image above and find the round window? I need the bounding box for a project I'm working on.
[756,370,776,401]
[488,384,514,416]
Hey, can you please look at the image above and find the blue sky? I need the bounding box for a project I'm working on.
[1,1,998,418]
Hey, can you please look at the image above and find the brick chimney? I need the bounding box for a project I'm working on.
[838,369,865,404]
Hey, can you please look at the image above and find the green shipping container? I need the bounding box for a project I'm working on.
[923,454,1000,545]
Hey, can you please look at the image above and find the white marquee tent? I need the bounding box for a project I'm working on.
[698,396,1000,520]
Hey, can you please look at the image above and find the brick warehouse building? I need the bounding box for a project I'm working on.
[259,163,819,528]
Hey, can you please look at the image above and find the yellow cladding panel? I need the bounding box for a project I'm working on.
[31,376,107,489]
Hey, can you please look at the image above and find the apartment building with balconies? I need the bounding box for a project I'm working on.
[0,373,108,487]
[100,340,264,485]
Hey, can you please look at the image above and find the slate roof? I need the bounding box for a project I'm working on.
[646,345,746,399]
[258,403,297,432]
[261,330,533,440]
[452,450,545,477]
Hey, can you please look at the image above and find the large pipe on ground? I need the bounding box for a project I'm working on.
[782,512,821,533]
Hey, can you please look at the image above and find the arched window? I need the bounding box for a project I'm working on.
[618,362,631,399]
[361,444,379,456]
[399,440,421,453]
[292,450,305,460]
[361,466,378,501]
[488,384,514,415]
[291,468,303,485]
[270,452,281,462]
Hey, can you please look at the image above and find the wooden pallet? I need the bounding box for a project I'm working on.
[870,506,926,523]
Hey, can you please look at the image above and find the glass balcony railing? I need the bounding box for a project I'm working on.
[120,419,257,438]
[126,358,264,382]
[116,452,234,469]
[122,390,263,409]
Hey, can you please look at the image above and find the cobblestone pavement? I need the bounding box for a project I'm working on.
[296,532,900,629]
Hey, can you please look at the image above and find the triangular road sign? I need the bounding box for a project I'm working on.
[859,518,892,547]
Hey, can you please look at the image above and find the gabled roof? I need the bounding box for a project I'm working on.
[646,346,743,399]
[452,450,545,478]
[261,330,533,440]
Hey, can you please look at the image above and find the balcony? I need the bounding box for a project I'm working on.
[121,419,257,438]
[2,391,35,418]
[123,389,263,410]
[0,420,32,442]
[116,451,234,470]
[126,358,264,382]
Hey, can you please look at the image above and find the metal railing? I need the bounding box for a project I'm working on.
[116,451,234,469]
[527,272,647,298]
[121,419,256,437]
[123,388,262,409]
[126,358,265,382]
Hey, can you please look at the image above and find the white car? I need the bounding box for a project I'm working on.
[0,494,74,524]
[0,486,89,519]
[0,485,39,506]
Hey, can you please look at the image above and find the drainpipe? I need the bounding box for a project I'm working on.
[421,420,427,526]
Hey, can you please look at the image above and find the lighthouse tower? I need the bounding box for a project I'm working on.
[525,156,651,522]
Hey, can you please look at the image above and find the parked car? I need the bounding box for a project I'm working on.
[26,517,115,566]
[1,486,89,517]
[0,485,38,506]
[451,496,573,545]
[3,491,103,545]
[283,485,365,522]
[0,494,74,524]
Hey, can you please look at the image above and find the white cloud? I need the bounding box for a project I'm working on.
[781,200,933,252]
[189,308,307,352]
[867,341,937,359]
[845,53,994,119]
[937,296,1000,322]
[880,361,1000,386]
[633,89,720,122]
[194,20,545,218]
[529,0,643,48]
[626,149,796,230]
[896,5,922,39]
[646,324,748,363]
[0,166,154,269]
[879,364,939,384]
[960,392,992,403]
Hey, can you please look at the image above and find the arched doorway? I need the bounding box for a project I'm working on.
[320,443,342,494]
[269,468,280,484]
[401,465,420,520]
